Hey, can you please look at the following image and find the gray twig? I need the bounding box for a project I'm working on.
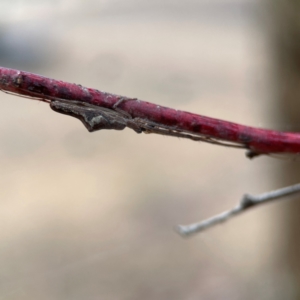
[176,183,300,237]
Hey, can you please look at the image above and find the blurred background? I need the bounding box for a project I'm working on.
[0,0,300,299]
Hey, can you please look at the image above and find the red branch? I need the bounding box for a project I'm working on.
[0,66,300,157]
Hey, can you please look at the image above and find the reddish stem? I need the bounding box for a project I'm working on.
[0,66,300,156]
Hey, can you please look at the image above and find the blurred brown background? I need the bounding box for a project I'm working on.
[0,0,299,299]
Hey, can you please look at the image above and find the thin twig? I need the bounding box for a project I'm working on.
[176,183,300,237]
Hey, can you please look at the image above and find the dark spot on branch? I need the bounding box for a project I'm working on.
[191,123,202,132]
[239,132,253,143]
